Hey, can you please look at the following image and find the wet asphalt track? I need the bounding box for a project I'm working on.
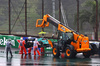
[0,52,100,66]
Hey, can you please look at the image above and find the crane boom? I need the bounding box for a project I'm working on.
[36,14,77,33]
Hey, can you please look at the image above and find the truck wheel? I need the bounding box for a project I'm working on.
[83,51,91,58]
[90,44,98,54]
[65,46,75,58]
[52,46,60,57]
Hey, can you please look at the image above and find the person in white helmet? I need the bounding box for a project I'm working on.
[6,38,13,57]
[33,38,40,55]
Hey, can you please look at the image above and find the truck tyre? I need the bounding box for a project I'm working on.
[65,45,75,58]
[90,44,98,54]
[52,46,60,57]
[83,51,91,58]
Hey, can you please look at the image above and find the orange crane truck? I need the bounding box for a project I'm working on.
[36,14,91,58]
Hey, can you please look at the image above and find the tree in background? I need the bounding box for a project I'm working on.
[74,0,100,38]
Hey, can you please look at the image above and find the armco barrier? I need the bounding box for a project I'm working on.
[0,35,57,49]
[0,35,21,48]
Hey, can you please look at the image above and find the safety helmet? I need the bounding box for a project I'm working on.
[60,36,62,39]
[8,38,11,41]
[35,38,38,41]
[20,38,23,41]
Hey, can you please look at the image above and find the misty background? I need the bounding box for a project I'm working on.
[0,0,100,40]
